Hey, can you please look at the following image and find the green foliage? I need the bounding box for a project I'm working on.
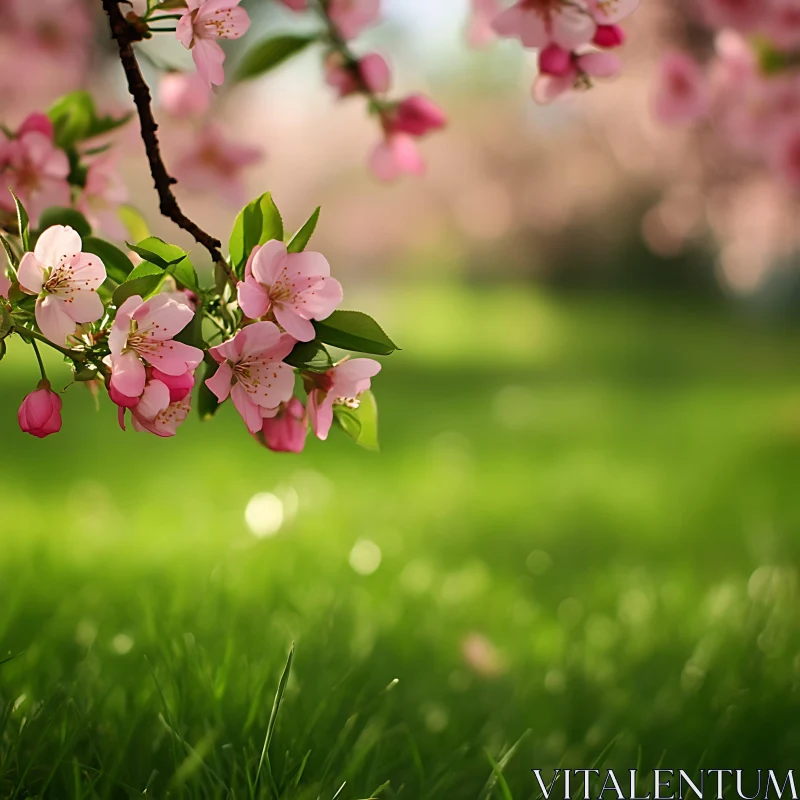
[333,389,379,450]
[111,262,164,306]
[235,35,318,82]
[287,207,321,254]
[128,237,201,293]
[48,91,131,149]
[314,311,398,356]
[229,193,284,275]
[284,340,333,372]
[36,207,92,238]
[197,356,221,421]
[10,190,29,252]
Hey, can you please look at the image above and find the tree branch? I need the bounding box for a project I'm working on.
[101,0,229,274]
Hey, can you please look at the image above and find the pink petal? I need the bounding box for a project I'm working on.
[273,304,316,341]
[492,5,525,38]
[369,135,425,182]
[35,296,76,345]
[251,239,289,286]
[34,225,81,269]
[551,5,596,49]
[237,320,282,359]
[209,337,241,365]
[64,289,103,324]
[578,51,621,78]
[136,380,171,421]
[192,38,226,87]
[17,251,44,295]
[590,0,639,24]
[176,11,195,48]
[294,276,343,320]
[286,250,331,279]
[360,53,391,93]
[246,360,296,410]
[134,294,195,340]
[231,382,264,433]
[309,391,335,440]
[196,4,250,39]
[533,72,577,104]
[110,350,147,398]
[237,277,271,319]
[206,361,234,401]
[334,358,381,397]
[69,253,107,289]
[144,340,203,375]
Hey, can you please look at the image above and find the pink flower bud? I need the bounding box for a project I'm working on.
[257,397,308,453]
[538,44,574,77]
[18,383,62,438]
[151,368,196,403]
[278,0,306,9]
[359,53,391,94]
[108,381,140,409]
[389,95,447,138]
[592,24,626,48]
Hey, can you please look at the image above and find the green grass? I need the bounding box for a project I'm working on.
[2,284,800,798]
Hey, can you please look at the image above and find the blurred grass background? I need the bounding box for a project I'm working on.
[3,283,800,797]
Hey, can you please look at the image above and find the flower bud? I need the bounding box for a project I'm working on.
[389,95,447,138]
[256,397,308,453]
[593,24,626,48]
[151,368,196,403]
[538,44,574,77]
[18,382,62,438]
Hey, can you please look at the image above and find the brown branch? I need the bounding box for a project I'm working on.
[101,0,233,281]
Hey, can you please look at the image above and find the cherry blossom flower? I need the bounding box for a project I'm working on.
[1,113,70,227]
[307,359,381,441]
[325,52,391,97]
[77,155,128,240]
[151,367,196,403]
[533,50,621,103]
[770,125,800,189]
[256,397,308,453]
[115,376,191,438]
[697,0,768,33]
[206,322,296,433]
[176,0,251,87]
[653,52,709,126]
[492,0,597,51]
[18,381,62,438]
[328,0,381,40]
[237,240,343,341]
[108,294,203,401]
[587,0,639,25]
[369,134,426,182]
[763,0,800,51]
[17,225,106,346]
[388,95,448,138]
[159,71,212,118]
[173,123,263,206]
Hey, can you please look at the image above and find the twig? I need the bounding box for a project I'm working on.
[100,0,230,277]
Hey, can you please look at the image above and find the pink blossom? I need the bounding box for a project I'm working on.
[77,155,128,240]
[307,358,381,441]
[173,123,262,206]
[108,294,203,401]
[256,397,308,453]
[237,240,342,341]
[1,113,70,227]
[176,0,251,87]
[325,52,391,97]
[17,225,106,345]
[763,0,800,51]
[697,0,768,32]
[492,0,597,50]
[18,382,62,438]
[369,134,426,181]
[206,322,296,433]
[159,72,212,118]
[592,24,625,47]
[467,0,503,48]
[388,95,448,138]
[653,52,709,126]
[151,367,196,402]
[278,0,307,10]
[117,377,191,438]
[533,50,621,103]
[328,0,381,40]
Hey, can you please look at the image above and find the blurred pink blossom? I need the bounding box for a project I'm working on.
[325,52,391,97]
[369,134,426,182]
[467,0,503,48]
[78,155,128,241]
[652,52,709,126]
[159,72,212,118]
[492,0,597,50]
[328,0,381,40]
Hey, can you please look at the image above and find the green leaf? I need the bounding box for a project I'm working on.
[82,236,134,284]
[112,271,164,307]
[284,339,333,372]
[0,236,17,270]
[235,35,318,82]
[313,311,398,356]
[36,207,92,238]
[10,190,29,252]
[229,193,283,274]
[287,207,321,253]
[48,91,131,149]
[197,356,222,421]
[128,237,200,292]
[0,339,6,362]
[0,306,12,340]
[333,390,379,451]
[118,205,150,243]
[127,262,164,281]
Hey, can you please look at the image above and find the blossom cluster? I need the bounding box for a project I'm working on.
[2,198,387,453]
[653,1,800,189]
[470,0,640,103]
